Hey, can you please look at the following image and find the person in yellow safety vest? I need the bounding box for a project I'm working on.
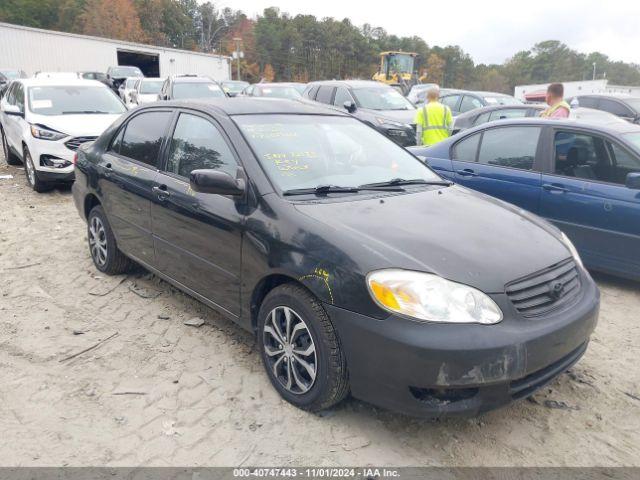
[540,83,571,118]
[414,86,453,146]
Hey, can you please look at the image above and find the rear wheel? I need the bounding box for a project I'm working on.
[23,147,50,192]
[1,126,20,165]
[87,205,133,275]
[258,284,349,412]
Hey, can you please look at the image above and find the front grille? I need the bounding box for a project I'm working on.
[506,259,580,317]
[65,136,97,151]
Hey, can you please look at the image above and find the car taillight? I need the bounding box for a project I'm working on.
[72,153,78,166]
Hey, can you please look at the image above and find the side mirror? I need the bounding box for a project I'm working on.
[626,172,640,190]
[343,100,356,113]
[190,169,245,196]
[2,104,23,117]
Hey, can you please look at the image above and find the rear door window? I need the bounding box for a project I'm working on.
[478,126,541,170]
[118,111,172,167]
[575,96,598,108]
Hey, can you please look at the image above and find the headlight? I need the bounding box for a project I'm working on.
[367,269,503,324]
[375,117,407,128]
[560,232,584,269]
[30,124,67,141]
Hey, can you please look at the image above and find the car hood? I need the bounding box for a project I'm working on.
[28,113,122,137]
[293,186,570,293]
[360,108,416,125]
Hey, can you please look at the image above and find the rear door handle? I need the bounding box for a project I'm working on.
[456,168,478,177]
[542,183,569,193]
[152,185,171,201]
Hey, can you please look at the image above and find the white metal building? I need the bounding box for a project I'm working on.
[515,79,640,102]
[0,22,231,80]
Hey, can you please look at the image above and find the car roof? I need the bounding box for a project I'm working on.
[17,78,108,88]
[151,97,350,116]
[576,93,639,99]
[442,89,512,97]
[172,75,215,83]
[308,79,390,89]
[462,116,640,136]
[140,77,164,81]
[253,83,300,88]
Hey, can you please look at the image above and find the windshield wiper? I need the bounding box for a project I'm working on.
[359,178,453,188]
[62,110,111,114]
[283,184,404,196]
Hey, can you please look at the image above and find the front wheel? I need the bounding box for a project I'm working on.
[23,147,50,192]
[258,284,349,412]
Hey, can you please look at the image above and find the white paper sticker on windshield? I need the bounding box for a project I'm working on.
[208,85,221,91]
[32,100,53,109]
[485,97,498,104]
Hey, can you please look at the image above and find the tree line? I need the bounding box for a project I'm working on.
[2,0,640,92]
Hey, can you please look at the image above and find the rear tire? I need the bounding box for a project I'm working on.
[23,147,50,192]
[87,205,133,275]
[258,283,349,412]
[1,126,20,166]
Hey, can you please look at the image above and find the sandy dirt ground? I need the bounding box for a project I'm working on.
[1,155,639,467]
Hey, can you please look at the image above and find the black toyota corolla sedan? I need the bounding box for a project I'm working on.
[72,98,600,418]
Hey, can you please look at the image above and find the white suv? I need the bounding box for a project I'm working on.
[0,78,126,192]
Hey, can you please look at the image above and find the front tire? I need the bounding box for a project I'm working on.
[23,147,50,192]
[1,126,20,166]
[258,284,349,412]
[87,205,133,275]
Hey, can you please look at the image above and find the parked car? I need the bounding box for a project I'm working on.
[106,65,143,92]
[71,98,599,418]
[159,75,226,100]
[406,83,439,105]
[79,71,110,87]
[0,78,127,191]
[411,118,640,280]
[440,90,522,116]
[0,69,27,97]
[241,83,303,100]
[569,94,640,124]
[118,77,140,105]
[33,71,79,80]
[452,104,626,134]
[131,77,164,106]
[303,80,416,147]
[221,80,249,97]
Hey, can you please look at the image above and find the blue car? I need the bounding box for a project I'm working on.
[411,118,640,280]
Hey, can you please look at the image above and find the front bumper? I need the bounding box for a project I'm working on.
[327,270,599,418]
[27,137,75,182]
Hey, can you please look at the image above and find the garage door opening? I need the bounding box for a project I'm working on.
[117,50,160,77]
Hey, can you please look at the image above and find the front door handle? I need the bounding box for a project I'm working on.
[152,185,171,201]
[542,183,569,193]
[456,168,478,177]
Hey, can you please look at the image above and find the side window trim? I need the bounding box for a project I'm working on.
[160,108,243,180]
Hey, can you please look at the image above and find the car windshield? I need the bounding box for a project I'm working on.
[622,132,640,150]
[172,82,224,99]
[140,80,163,94]
[258,86,302,99]
[483,95,521,106]
[352,87,414,111]
[28,86,126,115]
[234,114,440,193]
[111,67,143,77]
[223,81,249,93]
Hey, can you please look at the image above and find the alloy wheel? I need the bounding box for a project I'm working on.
[263,306,317,395]
[89,216,108,267]
[24,151,36,186]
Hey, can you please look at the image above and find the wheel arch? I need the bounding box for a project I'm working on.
[83,193,101,220]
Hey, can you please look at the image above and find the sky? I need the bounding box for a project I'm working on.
[214,0,640,66]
